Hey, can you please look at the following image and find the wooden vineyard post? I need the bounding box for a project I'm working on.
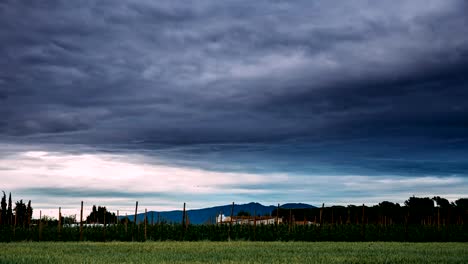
[437,207,440,230]
[292,214,295,231]
[184,203,187,228]
[276,203,280,225]
[316,203,324,241]
[288,209,292,234]
[361,204,365,241]
[182,203,186,228]
[228,202,234,241]
[13,207,17,238]
[447,207,451,225]
[404,213,408,241]
[133,201,138,225]
[39,210,42,241]
[331,208,334,226]
[125,213,128,234]
[103,207,106,241]
[58,207,62,240]
[347,207,350,224]
[320,203,324,226]
[276,203,280,240]
[180,203,186,241]
[80,202,83,241]
[253,209,257,241]
[230,202,235,223]
[27,204,31,230]
[144,208,148,241]
[132,201,138,241]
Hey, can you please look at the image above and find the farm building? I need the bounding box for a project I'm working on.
[216,214,282,225]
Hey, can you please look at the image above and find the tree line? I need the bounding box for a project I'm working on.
[0,191,121,227]
[274,196,468,225]
[0,192,33,227]
[1,191,467,227]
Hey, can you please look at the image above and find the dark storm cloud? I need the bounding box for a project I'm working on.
[1,0,468,145]
[116,139,468,177]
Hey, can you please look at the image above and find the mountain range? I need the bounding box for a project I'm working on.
[123,202,316,224]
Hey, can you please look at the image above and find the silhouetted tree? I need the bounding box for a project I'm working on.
[377,201,402,223]
[61,215,77,225]
[26,200,33,226]
[454,198,468,210]
[432,196,450,208]
[91,205,96,222]
[86,205,116,224]
[1,191,6,225]
[405,196,434,224]
[14,200,27,227]
[7,193,12,225]
[379,201,400,215]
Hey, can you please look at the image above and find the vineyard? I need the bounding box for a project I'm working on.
[1,222,467,242]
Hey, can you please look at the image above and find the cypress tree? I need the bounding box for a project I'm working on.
[1,191,6,225]
[26,200,33,227]
[15,200,27,227]
[7,193,12,225]
[92,205,97,223]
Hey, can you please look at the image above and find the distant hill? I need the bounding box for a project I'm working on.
[123,202,315,224]
[280,203,316,209]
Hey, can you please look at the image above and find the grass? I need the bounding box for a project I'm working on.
[0,242,467,264]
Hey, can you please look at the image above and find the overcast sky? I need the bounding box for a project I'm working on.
[1,0,467,218]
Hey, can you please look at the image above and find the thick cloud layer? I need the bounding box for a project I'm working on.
[2,0,467,144]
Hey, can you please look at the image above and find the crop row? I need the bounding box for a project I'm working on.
[1,223,467,242]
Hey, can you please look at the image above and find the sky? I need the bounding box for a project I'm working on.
[1,0,468,218]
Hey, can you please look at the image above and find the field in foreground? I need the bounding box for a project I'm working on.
[0,242,467,264]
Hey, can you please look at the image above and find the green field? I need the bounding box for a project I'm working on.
[0,242,467,264]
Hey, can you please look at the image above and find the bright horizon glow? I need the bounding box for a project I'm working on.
[1,145,466,219]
